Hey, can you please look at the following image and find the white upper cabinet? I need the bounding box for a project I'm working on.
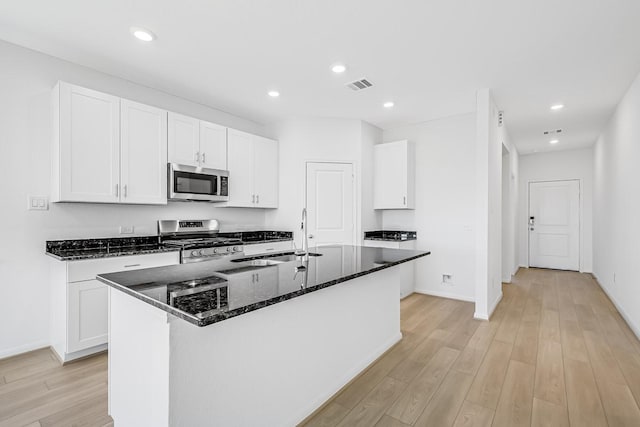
[168,113,227,169]
[52,82,168,205]
[120,99,168,205]
[168,112,200,166]
[253,136,279,208]
[227,129,255,207]
[199,121,227,170]
[226,129,278,208]
[373,140,415,209]
[53,82,121,203]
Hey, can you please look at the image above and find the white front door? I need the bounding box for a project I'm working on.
[305,162,355,247]
[528,180,580,271]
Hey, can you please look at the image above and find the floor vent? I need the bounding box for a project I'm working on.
[346,78,373,91]
[543,129,563,135]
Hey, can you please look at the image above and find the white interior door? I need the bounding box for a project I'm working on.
[306,162,355,247]
[529,180,580,271]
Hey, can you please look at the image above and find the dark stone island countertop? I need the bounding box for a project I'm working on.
[46,231,294,261]
[97,245,430,327]
[364,230,417,241]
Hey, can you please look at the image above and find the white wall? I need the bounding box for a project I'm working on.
[382,113,477,302]
[593,70,640,338]
[502,134,520,283]
[517,148,593,272]
[0,40,271,357]
[265,118,382,247]
[473,89,504,319]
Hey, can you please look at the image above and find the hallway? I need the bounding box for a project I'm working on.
[305,268,640,426]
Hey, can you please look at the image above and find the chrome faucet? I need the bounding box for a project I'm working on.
[301,208,309,255]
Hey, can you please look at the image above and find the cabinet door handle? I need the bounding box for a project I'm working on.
[124,185,128,198]
[256,194,260,204]
[195,151,200,163]
[256,274,259,283]
[115,184,119,197]
[403,196,406,205]
[202,153,206,164]
[252,194,255,203]
[124,264,141,268]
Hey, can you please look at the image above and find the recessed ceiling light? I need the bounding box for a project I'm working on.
[550,104,564,111]
[549,139,559,144]
[331,64,346,74]
[383,101,394,108]
[130,27,156,42]
[268,90,280,98]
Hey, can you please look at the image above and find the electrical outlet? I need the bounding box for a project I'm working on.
[442,274,453,286]
[119,225,134,234]
[27,196,49,210]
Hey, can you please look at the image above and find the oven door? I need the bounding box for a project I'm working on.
[168,163,229,202]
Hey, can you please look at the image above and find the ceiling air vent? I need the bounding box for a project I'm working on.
[346,78,373,91]
[543,129,563,135]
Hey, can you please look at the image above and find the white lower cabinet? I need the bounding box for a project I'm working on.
[364,239,417,299]
[50,251,179,363]
[67,280,109,353]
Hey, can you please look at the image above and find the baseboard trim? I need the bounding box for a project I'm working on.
[414,289,475,302]
[591,274,640,342]
[0,340,50,360]
[475,291,503,320]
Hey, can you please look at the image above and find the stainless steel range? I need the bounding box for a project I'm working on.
[158,219,244,263]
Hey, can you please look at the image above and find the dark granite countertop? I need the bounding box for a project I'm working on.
[364,230,417,242]
[46,231,294,261]
[97,245,430,327]
[46,236,181,261]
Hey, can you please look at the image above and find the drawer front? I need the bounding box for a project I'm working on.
[243,241,293,256]
[68,251,179,283]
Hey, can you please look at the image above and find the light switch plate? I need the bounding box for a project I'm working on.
[28,196,49,210]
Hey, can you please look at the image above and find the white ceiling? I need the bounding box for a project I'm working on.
[2,0,640,153]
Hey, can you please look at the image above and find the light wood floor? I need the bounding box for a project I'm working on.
[2,268,640,426]
[304,269,640,427]
[0,349,111,426]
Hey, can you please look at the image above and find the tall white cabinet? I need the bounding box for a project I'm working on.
[168,112,227,170]
[227,129,278,208]
[373,140,415,209]
[52,82,168,205]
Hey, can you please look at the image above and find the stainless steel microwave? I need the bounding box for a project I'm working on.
[168,163,229,202]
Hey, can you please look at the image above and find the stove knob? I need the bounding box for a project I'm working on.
[233,246,241,252]
[191,250,198,257]
[199,250,205,256]
[213,248,219,254]
[226,247,233,252]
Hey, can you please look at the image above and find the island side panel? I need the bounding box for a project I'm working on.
[109,288,171,427]
[167,264,402,426]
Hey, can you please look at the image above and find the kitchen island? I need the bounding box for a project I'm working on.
[98,245,429,426]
